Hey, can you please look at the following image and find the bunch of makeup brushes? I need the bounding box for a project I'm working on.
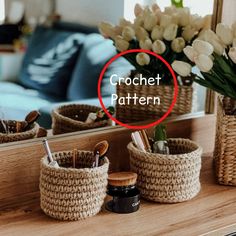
[131,124,170,155]
[42,139,109,169]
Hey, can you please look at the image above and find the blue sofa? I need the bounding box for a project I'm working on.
[0,22,133,128]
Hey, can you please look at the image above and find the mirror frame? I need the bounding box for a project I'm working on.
[205,0,224,114]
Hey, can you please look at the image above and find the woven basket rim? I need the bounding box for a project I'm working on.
[128,138,202,160]
[117,82,192,89]
[41,150,109,174]
[0,122,39,137]
[52,104,107,126]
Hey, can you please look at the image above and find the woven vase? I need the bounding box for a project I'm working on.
[0,121,39,144]
[128,138,202,203]
[40,150,109,221]
[52,104,109,135]
[116,83,193,123]
[214,96,236,186]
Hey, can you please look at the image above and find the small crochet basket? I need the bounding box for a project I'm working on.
[0,121,39,144]
[128,138,202,203]
[40,150,109,221]
[214,96,236,186]
[52,104,109,135]
[116,84,193,123]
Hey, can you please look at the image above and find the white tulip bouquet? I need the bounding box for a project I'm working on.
[172,23,236,100]
[99,3,211,85]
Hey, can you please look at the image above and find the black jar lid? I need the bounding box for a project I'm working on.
[108,172,137,187]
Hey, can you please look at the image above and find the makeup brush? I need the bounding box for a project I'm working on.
[42,139,59,168]
[95,151,100,167]
[93,140,109,167]
[24,110,40,130]
[134,131,146,152]
[139,130,152,152]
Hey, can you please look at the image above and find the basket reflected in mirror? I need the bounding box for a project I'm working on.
[0,120,39,143]
[52,104,112,135]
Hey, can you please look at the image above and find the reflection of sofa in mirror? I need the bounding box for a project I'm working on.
[0,22,133,129]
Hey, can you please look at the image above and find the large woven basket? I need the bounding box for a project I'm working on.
[128,138,202,203]
[214,96,236,186]
[116,84,193,123]
[0,121,39,144]
[52,104,109,135]
[40,150,109,221]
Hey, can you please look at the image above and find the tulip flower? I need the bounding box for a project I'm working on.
[152,40,166,54]
[163,24,178,41]
[136,53,150,66]
[233,38,236,47]
[194,54,213,72]
[114,26,123,36]
[192,40,214,56]
[114,36,129,52]
[171,37,185,53]
[171,13,179,25]
[190,15,204,30]
[183,46,198,62]
[229,47,236,64]
[133,16,144,29]
[232,22,236,37]
[203,15,212,29]
[198,29,225,55]
[177,7,190,27]
[164,6,177,15]
[144,12,158,31]
[134,3,143,17]
[172,60,192,77]
[182,25,197,42]
[119,18,132,28]
[199,29,220,42]
[151,25,164,40]
[209,39,225,55]
[140,37,152,50]
[160,14,172,27]
[152,3,160,13]
[216,23,233,45]
[122,26,135,41]
[135,26,149,41]
[98,22,116,39]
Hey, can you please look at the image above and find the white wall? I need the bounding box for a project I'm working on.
[56,0,125,26]
[149,0,214,16]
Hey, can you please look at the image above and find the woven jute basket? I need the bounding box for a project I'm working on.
[116,83,193,123]
[0,121,39,144]
[52,104,109,135]
[214,96,236,186]
[40,150,109,221]
[128,138,202,203]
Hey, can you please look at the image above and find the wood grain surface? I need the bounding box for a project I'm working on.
[0,115,215,207]
[1,114,229,236]
[1,154,236,236]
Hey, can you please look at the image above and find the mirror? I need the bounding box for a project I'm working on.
[0,0,219,146]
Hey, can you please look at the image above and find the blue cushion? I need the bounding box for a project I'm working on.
[19,26,86,98]
[67,33,133,100]
[0,81,64,122]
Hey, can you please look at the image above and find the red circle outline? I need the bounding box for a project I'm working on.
[97,49,178,130]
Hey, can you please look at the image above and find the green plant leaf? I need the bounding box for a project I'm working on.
[154,124,167,141]
[171,0,183,8]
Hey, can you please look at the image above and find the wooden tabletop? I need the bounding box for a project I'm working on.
[1,154,236,236]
